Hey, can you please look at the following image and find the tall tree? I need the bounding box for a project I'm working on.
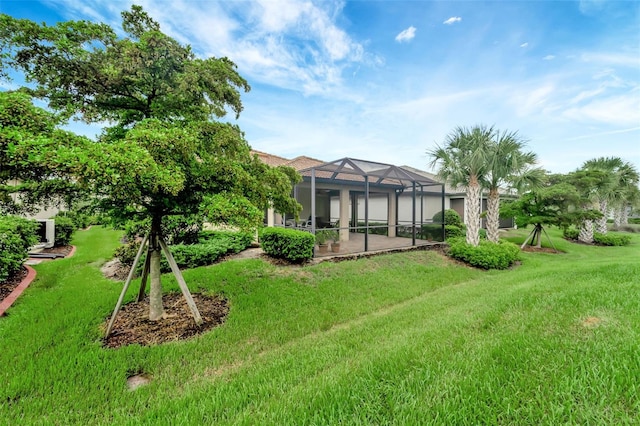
[500,176,594,249]
[1,6,300,326]
[428,125,494,246]
[581,157,635,234]
[608,161,640,227]
[565,169,607,243]
[483,130,543,243]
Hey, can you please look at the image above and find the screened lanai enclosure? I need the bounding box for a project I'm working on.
[278,158,446,257]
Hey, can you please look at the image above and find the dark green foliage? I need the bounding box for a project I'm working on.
[123,215,204,244]
[629,218,640,225]
[446,225,465,239]
[0,215,38,281]
[563,227,579,240]
[55,210,97,230]
[52,215,75,246]
[447,237,521,270]
[114,230,253,272]
[432,209,463,227]
[260,227,315,263]
[593,232,632,246]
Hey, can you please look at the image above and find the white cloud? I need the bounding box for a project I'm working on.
[543,55,555,60]
[520,42,529,48]
[395,26,416,43]
[443,17,461,25]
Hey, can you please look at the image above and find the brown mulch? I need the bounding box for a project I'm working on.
[0,267,28,304]
[103,292,229,349]
[37,245,74,256]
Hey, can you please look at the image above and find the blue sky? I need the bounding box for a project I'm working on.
[2,0,639,174]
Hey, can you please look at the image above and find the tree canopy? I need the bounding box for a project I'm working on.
[0,91,86,214]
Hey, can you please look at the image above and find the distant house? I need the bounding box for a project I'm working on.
[254,151,515,233]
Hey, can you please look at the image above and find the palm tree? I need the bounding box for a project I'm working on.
[609,162,640,227]
[582,157,636,234]
[428,125,494,246]
[483,130,544,243]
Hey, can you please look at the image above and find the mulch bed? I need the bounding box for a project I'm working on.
[0,267,28,304]
[36,245,74,257]
[521,246,561,254]
[103,292,230,349]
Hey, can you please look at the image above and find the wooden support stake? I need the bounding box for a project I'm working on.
[137,247,151,302]
[520,227,537,249]
[105,234,149,337]
[158,238,203,326]
[542,226,559,253]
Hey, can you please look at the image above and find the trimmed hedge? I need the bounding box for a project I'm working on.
[260,227,315,263]
[432,209,463,227]
[0,215,38,282]
[447,237,521,270]
[114,230,253,273]
[593,232,632,246]
[53,215,75,247]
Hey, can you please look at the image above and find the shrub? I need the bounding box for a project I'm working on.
[593,232,632,246]
[114,230,253,273]
[445,225,464,239]
[628,218,640,225]
[447,238,521,270]
[433,209,463,227]
[260,227,315,263]
[113,231,252,272]
[53,215,75,246]
[0,216,38,282]
[563,227,579,240]
[113,241,141,266]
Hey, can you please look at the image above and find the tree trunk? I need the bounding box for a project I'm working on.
[613,207,621,229]
[620,205,629,225]
[148,215,165,321]
[534,225,542,248]
[486,188,500,243]
[578,220,594,244]
[596,199,608,234]
[465,178,481,247]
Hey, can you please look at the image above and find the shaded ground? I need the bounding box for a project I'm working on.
[0,267,27,303]
[103,293,229,349]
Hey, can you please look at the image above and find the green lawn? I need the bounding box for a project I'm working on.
[1,226,639,424]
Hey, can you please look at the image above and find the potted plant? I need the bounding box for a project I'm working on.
[328,229,341,253]
[315,230,330,254]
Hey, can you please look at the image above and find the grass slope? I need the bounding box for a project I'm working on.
[0,227,638,424]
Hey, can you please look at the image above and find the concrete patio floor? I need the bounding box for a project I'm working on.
[314,232,444,259]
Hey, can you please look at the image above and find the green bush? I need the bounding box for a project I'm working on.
[629,218,640,225]
[260,227,315,263]
[447,238,521,270]
[432,209,463,227]
[56,210,90,229]
[593,232,632,246]
[563,227,579,240]
[53,215,75,246]
[0,216,38,282]
[114,230,253,272]
[446,225,465,239]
